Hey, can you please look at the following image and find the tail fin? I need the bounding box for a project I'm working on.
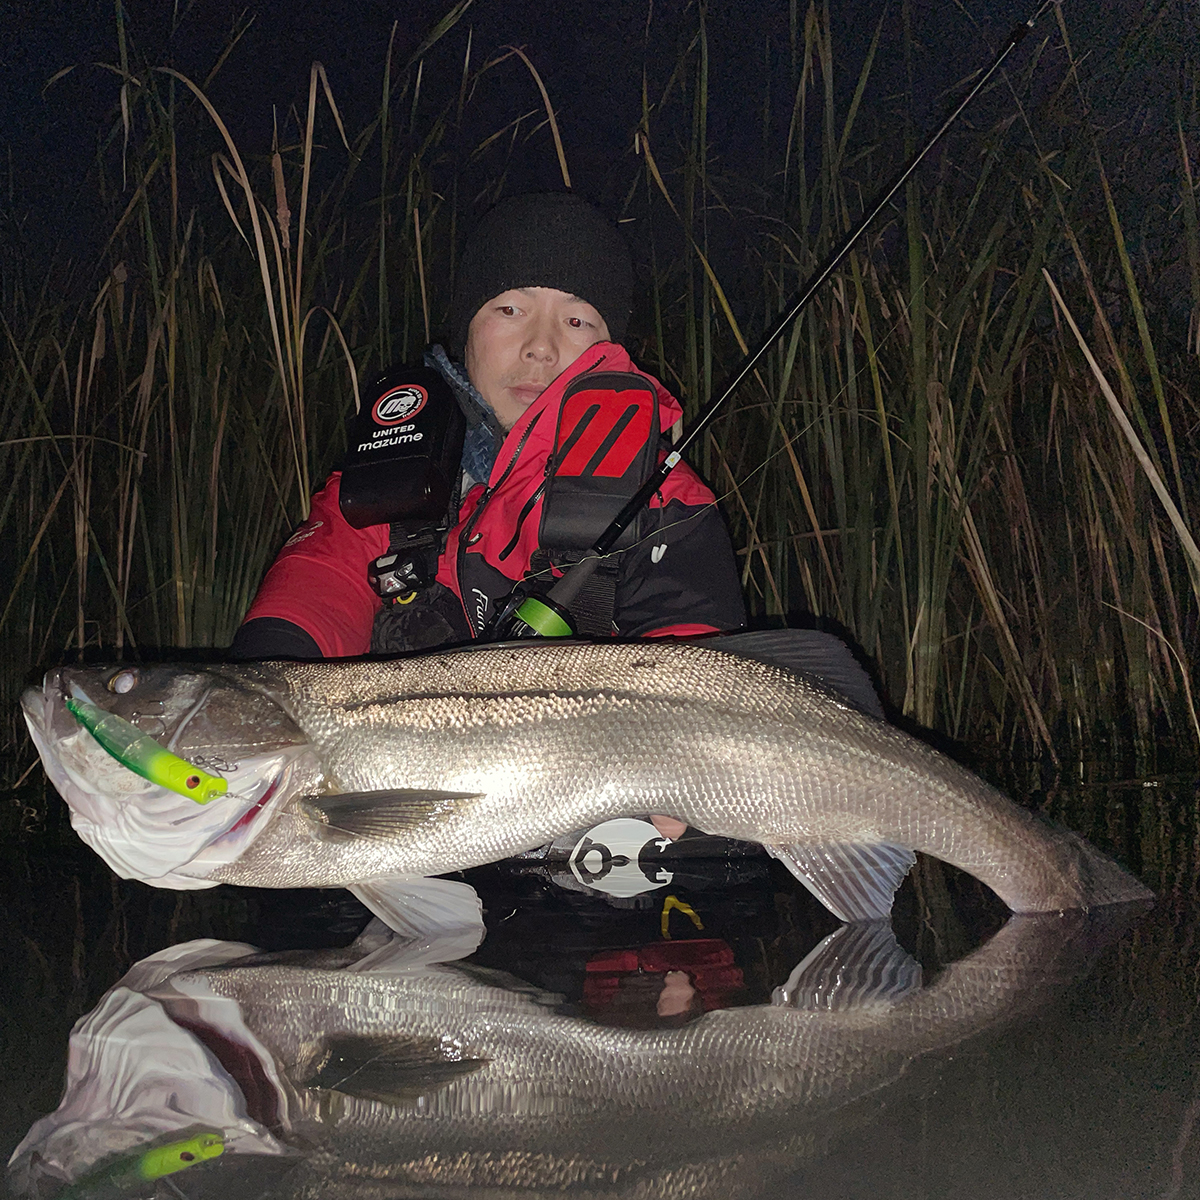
[1063,830,1154,907]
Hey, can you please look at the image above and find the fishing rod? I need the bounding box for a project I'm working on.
[496,0,1060,639]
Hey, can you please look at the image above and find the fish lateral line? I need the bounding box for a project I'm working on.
[65,696,228,804]
[333,685,653,714]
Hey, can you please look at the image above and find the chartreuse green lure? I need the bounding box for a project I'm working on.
[134,1133,225,1178]
[60,1132,225,1197]
[65,696,227,804]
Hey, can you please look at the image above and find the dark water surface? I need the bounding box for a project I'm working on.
[2,770,1198,1199]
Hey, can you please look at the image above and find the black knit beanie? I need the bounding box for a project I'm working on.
[449,192,633,357]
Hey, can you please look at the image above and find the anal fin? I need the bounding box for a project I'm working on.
[767,840,916,922]
[773,920,922,1008]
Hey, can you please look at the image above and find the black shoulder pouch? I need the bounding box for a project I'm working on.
[339,364,466,531]
[539,371,660,553]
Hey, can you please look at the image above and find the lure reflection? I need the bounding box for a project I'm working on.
[9,909,1139,1199]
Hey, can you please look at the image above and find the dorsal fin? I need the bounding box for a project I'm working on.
[707,629,885,718]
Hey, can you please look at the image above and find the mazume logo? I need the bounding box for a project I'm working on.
[372,385,428,426]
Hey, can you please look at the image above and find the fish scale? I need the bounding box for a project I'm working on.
[23,635,1151,916]
[218,643,1137,911]
[149,912,1119,1197]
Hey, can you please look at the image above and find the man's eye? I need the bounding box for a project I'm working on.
[567,316,588,329]
[498,305,518,316]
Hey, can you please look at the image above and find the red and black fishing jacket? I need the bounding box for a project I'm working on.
[241,343,745,655]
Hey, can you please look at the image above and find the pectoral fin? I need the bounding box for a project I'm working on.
[301,1034,488,1106]
[767,840,916,922]
[300,788,485,843]
[772,920,921,1009]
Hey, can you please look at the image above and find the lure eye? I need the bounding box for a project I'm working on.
[108,670,137,694]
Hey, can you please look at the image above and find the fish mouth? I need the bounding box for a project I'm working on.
[8,950,291,1198]
[21,671,309,888]
[21,676,100,818]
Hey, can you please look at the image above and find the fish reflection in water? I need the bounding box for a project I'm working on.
[9,908,1140,1199]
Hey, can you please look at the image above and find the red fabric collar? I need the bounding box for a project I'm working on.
[488,342,682,486]
[443,344,686,586]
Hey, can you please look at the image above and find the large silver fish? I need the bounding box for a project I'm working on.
[7,909,1138,1199]
[20,632,1151,921]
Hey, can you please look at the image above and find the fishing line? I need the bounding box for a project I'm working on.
[482,2,1065,628]
[693,9,1070,538]
[509,250,947,584]
[511,227,1015,598]
[517,184,1023,589]
[490,0,1063,636]
[515,220,1045,612]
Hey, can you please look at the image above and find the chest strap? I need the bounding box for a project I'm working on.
[531,549,622,636]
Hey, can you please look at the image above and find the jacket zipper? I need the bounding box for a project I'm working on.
[498,479,548,562]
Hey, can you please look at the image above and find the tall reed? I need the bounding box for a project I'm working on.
[634,0,1198,764]
[1,0,1196,790]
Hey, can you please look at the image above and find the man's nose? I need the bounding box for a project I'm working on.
[522,315,559,364]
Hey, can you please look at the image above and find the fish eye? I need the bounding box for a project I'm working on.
[108,669,138,694]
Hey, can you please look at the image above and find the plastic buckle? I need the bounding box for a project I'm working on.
[369,537,439,602]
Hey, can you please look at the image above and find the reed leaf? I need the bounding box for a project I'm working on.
[2,0,1197,780]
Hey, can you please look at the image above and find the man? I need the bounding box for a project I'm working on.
[232,192,745,660]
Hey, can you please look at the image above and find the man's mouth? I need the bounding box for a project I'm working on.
[507,381,548,406]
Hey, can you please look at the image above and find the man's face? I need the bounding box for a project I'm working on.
[465,286,611,430]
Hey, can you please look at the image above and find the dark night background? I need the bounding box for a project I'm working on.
[0,0,1194,754]
[1,0,1177,309]
[2,23,1200,1194]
